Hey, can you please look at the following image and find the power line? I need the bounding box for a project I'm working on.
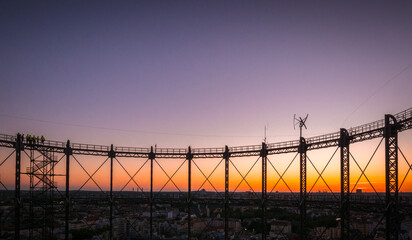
[341,62,412,126]
[0,113,296,139]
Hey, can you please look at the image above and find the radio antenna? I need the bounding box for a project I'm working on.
[263,124,268,143]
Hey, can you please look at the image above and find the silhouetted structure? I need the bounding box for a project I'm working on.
[0,108,411,240]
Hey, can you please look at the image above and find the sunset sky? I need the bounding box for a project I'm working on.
[0,1,411,192]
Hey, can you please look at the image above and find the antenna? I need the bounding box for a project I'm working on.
[293,114,296,130]
[263,124,268,143]
[294,114,309,138]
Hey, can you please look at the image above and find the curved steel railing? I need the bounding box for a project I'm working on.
[0,107,411,158]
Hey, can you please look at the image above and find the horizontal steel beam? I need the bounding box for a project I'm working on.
[0,108,411,158]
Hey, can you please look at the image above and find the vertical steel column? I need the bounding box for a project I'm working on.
[109,144,115,240]
[223,146,230,240]
[29,146,34,240]
[64,140,72,240]
[384,114,399,240]
[261,142,268,240]
[186,147,193,240]
[15,133,22,240]
[149,146,155,240]
[339,129,350,240]
[299,137,307,240]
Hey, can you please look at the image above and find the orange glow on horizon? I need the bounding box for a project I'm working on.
[0,134,411,193]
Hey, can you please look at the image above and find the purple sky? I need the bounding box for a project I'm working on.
[1,1,412,148]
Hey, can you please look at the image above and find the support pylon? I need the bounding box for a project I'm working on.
[299,137,307,240]
[149,146,155,240]
[339,129,350,239]
[65,140,72,240]
[186,147,193,240]
[261,142,268,240]
[15,134,22,240]
[224,146,230,240]
[384,115,399,240]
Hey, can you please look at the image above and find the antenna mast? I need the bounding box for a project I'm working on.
[264,125,267,143]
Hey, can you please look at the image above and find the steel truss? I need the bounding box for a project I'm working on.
[64,141,71,240]
[0,108,410,239]
[15,134,22,240]
[299,137,307,240]
[261,142,268,240]
[339,129,350,239]
[26,144,60,240]
[385,115,399,240]
[223,146,230,240]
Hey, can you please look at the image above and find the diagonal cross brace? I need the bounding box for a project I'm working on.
[72,155,110,198]
[114,157,146,194]
[192,158,224,199]
[350,138,384,203]
[229,157,261,200]
[267,154,299,201]
[306,148,339,201]
[154,158,186,197]
[399,147,411,190]
[0,150,15,167]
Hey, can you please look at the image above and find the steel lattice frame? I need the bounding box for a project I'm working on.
[385,115,399,240]
[261,142,268,240]
[26,144,60,240]
[149,146,154,240]
[339,128,350,240]
[0,108,411,240]
[186,147,193,240]
[14,134,22,240]
[339,128,350,239]
[223,146,230,240]
[64,141,71,240]
[109,144,115,240]
[299,137,307,240]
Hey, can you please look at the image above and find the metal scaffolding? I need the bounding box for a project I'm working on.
[27,147,57,239]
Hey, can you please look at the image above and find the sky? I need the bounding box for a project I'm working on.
[0,1,411,192]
